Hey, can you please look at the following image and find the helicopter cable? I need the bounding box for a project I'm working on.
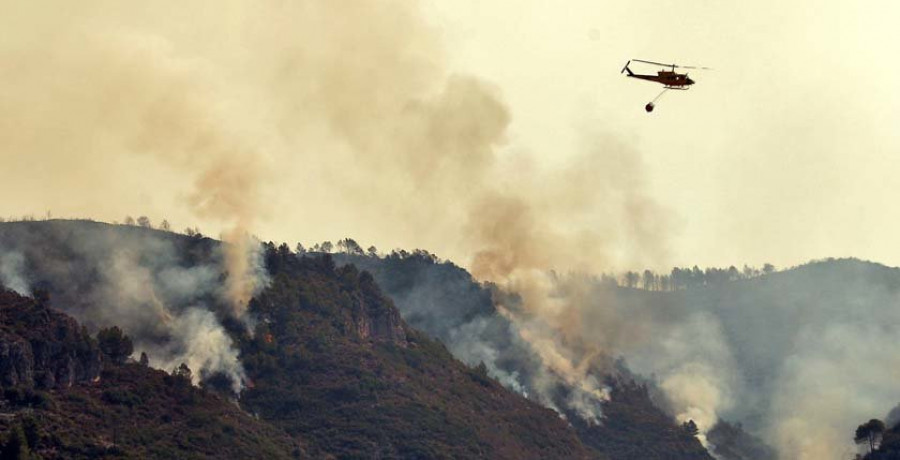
[651,88,669,104]
[644,88,669,113]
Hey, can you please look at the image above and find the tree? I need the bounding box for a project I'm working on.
[855,419,886,453]
[159,219,171,231]
[727,266,740,281]
[320,241,333,253]
[124,216,135,226]
[762,263,775,275]
[136,216,152,228]
[295,242,306,254]
[624,271,639,289]
[277,242,292,258]
[742,264,754,279]
[670,267,684,290]
[139,352,149,367]
[338,238,364,255]
[682,420,699,436]
[97,326,134,364]
[691,266,704,288]
[367,246,378,257]
[173,363,193,382]
[642,270,656,291]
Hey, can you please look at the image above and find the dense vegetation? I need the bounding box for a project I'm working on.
[1,222,599,459]
[855,416,900,459]
[23,221,886,458]
[0,288,299,459]
[334,250,713,459]
[240,244,595,459]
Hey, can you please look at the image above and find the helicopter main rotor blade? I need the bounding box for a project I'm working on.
[631,59,673,67]
[631,59,711,70]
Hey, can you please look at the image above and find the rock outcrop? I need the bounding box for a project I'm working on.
[0,289,102,390]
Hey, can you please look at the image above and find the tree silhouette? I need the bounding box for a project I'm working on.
[97,326,134,364]
[337,238,364,255]
[855,419,886,453]
[642,270,656,290]
[682,420,699,436]
[623,271,639,289]
[173,363,193,382]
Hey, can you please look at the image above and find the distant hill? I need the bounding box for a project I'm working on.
[335,252,712,459]
[335,251,900,458]
[22,220,900,457]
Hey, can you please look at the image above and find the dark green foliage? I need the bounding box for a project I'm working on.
[97,326,133,364]
[0,364,301,460]
[336,250,713,459]
[172,363,192,382]
[0,288,300,460]
[857,419,888,457]
[683,420,699,436]
[571,383,713,460]
[241,246,596,459]
[706,420,777,460]
[0,422,36,460]
[1,221,721,459]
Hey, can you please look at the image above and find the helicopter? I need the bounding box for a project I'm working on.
[621,59,709,112]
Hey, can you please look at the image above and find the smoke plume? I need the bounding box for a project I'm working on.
[11,3,893,459]
[0,221,248,391]
[0,249,31,296]
[0,0,672,424]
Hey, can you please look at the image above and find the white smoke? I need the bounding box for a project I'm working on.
[0,221,251,392]
[0,249,30,296]
[150,308,247,393]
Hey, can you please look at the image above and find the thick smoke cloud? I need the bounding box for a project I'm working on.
[0,0,674,434]
[7,2,894,459]
[0,0,670,423]
[0,222,247,392]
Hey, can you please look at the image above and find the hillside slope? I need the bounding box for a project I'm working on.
[0,221,598,459]
[336,252,712,459]
[242,245,595,458]
[0,288,300,459]
[337,252,900,458]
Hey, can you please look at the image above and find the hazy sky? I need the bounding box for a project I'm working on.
[2,1,899,271]
[419,1,900,269]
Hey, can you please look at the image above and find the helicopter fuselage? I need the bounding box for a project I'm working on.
[626,70,695,88]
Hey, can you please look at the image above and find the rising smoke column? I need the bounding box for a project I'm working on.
[0,249,31,296]
[0,0,674,416]
[0,0,720,437]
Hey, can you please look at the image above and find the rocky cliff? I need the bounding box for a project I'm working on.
[0,289,102,390]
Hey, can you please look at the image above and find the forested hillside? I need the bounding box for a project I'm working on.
[0,221,601,459]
